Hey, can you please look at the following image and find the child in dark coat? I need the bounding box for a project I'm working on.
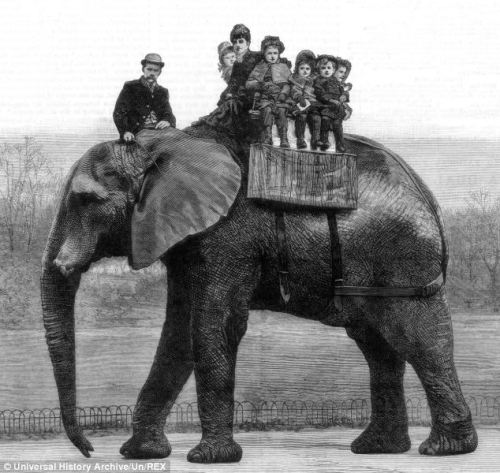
[335,57,353,121]
[289,50,317,149]
[246,36,292,147]
[310,55,347,152]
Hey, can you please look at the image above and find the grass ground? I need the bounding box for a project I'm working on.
[0,311,499,410]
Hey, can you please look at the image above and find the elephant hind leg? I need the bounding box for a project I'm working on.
[347,324,410,454]
[374,295,477,455]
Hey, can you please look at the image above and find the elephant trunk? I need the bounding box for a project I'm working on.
[40,206,94,457]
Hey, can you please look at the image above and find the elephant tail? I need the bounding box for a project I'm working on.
[345,134,448,283]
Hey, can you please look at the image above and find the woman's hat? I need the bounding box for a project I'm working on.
[230,24,251,43]
[141,53,165,68]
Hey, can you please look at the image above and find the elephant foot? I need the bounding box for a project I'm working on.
[187,436,242,463]
[351,421,410,454]
[120,430,171,459]
[419,418,478,455]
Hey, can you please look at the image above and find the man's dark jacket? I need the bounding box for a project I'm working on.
[113,79,176,138]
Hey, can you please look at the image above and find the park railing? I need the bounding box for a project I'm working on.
[1,396,499,436]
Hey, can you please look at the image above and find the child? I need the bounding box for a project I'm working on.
[310,55,346,152]
[289,50,317,149]
[335,57,353,121]
[246,36,292,147]
[217,41,236,84]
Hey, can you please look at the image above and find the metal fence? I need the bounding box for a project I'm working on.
[1,396,499,436]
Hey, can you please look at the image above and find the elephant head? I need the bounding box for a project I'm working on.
[40,127,240,456]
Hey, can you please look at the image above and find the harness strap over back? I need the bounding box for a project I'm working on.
[275,210,444,306]
[327,212,344,311]
[275,210,291,303]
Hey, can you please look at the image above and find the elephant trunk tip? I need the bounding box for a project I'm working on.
[52,256,78,277]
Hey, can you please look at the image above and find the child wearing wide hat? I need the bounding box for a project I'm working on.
[335,57,353,121]
[289,50,317,149]
[310,54,347,152]
[245,36,292,147]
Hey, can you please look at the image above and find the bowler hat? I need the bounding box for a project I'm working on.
[141,53,165,68]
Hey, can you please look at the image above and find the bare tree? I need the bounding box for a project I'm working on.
[0,136,61,256]
[465,191,500,310]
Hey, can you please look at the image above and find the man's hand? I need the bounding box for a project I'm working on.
[339,94,348,103]
[123,132,135,142]
[155,121,171,129]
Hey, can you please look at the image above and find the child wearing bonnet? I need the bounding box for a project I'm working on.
[217,41,236,84]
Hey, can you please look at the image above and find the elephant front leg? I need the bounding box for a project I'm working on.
[121,273,193,459]
[187,285,250,463]
[347,325,411,454]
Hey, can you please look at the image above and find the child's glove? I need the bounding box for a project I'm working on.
[343,83,353,92]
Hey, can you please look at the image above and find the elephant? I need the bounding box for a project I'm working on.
[41,123,478,463]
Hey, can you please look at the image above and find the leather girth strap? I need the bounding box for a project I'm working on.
[275,210,291,303]
[275,209,445,306]
[327,212,345,311]
[327,211,445,304]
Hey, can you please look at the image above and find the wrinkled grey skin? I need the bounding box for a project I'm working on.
[41,125,477,462]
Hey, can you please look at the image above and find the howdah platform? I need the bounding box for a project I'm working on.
[247,144,358,209]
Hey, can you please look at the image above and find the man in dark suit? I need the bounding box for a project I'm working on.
[113,53,176,142]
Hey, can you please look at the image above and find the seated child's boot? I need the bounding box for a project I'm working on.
[332,119,346,152]
[295,116,307,149]
[320,129,330,151]
[261,126,273,145]
[280,136,290,148]
[310,116,321,150]
[276,110,289,148]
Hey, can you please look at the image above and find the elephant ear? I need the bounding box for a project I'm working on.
[131,128,241,269]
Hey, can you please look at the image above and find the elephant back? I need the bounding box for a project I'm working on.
[346,134,448,280]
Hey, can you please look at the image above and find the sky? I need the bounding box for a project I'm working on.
[0,0,499,206]
[1,0,499,138]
